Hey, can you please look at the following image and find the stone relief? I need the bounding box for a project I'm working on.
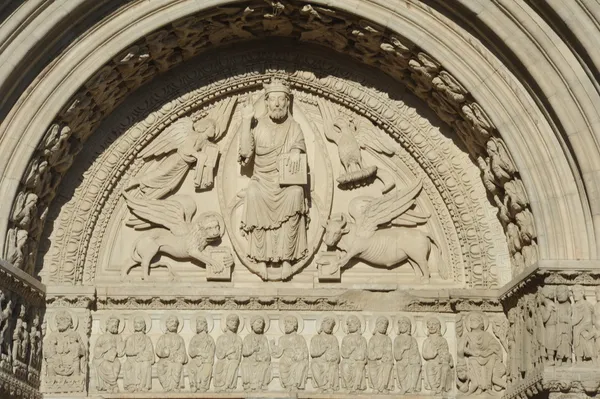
[394,316,421,394]
[368,316,394,393]
[214,314,242,392]
[340,315,367,392]
[123,315,154,392]
[422,317,453,394]
[188,315,215,392]
[270,314,308,391]
[571,285,595,364]
[92,314,124,392]
[156,314,187,391]
[310,316,340,392]
[241,315,271,391]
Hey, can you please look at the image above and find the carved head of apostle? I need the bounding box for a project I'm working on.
[226,314,240,333]
[106,315,120,335]
[264,79,291,122]
[133,316,146,333]
[397,316,412,335]
[55,311,73,333]
[375,316,389,335]
[346,315,361,334]
[572,285,585,302]
[556,285,569,302]
[166,315,179,333]
[468,313,485,332]
[426,317,442,336]
[319,316,336,335]
[251,315,265,334]
[283,315,298,334]
[196,317,208,334]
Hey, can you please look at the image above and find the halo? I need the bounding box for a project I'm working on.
[278,313,305,334]
[51,310,78,332]
[190,313,214,334]
[424,316,446,336]
[245,313,271,333]
[160,313,184,333]
[220,312,245,333]
[128,312,152,333]
[464,311,489,333]
[341,314,366,334]
[198,211,226,238]
[316,314,340,334]
[393,315,417,336]
[99,313,125,334]
[368,315,392,335]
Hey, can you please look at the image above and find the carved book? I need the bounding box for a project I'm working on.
[278,153,308,186]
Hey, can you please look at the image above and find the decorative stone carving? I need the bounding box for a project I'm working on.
[121,194,232,280]
[214,314,242,392]
[340,315,367,392]
[123,315,154,392]
[594,287,600,364]
[556,285,573,365]
[241,315,271,391]
[310,316,340,393]
[156,314,187,391]
[368,316,393,393]
[270,314,308,391]
[319,179,444,281]
[571,285,595,364]
[459,311,506,393]
[394,316,421,393]
[28,312,42,382]
[237,80,309,281]
[0,290,14,365]
[43,310,86,393]
[188,314,215,393]
[93,314,125,392]
[422,316,453,394]
[539,286,558,365]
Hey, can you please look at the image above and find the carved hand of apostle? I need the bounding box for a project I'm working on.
[286,149,301,174]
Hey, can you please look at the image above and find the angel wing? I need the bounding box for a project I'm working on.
[491,315,509,353]
[206,97,238,142]
[355,120,397,156]
[140,117,193,160]
[351,179,423,239]
[123,193,197,236]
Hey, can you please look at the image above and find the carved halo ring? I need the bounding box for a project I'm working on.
[278,312,305,334]
[341,314,367,334]
[99,313,126,334]
[198,211,226,238]
[246,312,271,334]
[190,312,215,334]
[316,314,340,334]
[392,315,417,336]
[368,315,392,335]
[464,311,489,332]
[424,316,446,336]
[128,312,152,333]
[51,310,79,332]
[220,312,245,333]
[160,313,184,333]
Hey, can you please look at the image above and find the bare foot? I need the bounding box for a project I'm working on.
[281,261,293,280]
[256,262,268,280]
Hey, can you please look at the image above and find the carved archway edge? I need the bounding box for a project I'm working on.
[5,1,535,285]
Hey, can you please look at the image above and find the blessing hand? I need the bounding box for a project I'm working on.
[241,95,255,121]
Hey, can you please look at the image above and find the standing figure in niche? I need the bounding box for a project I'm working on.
[310,316,340,392]
[340,316,367,393]
[241,315,272,391]
[556,285,573,364]
[188,316,215,392]
[43,311,86,379]
[270,315,308,391]
[539,286,557,365]
[29,313,42,373]
[594,286,600,365]
[422,317,453,394]
[368,316,394,393]
[571,285,596,363]
[506,308,520,383]
[214,314,242,392]
[394,316,421,393]
[123,316,154,392]
[156,315,187,391]
[93,315,125,393]
[238,79,308,280]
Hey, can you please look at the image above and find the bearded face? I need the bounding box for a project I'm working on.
[267,92,289,122]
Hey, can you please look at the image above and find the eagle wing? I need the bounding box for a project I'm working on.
[123,193,197,236]
[355,120,397,156]
[316,98,341,143]
[352,179,423,239]
[139,117,193,160]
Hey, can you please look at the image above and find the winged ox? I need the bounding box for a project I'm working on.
[319,179,447,281]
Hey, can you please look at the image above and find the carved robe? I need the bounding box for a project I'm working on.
[422,335,453,393]
[93,332,124,392]
[572,299,595,360]
[188,332,215,392]
[240,116,308,263]
[394,333,421,393]
[368,333,394,392]
[540,299,557,354]
[43,330,86,377]
[463,329,506,392]
[123,332,154,392]
[310,332,340,391]
[594,303,600,357]
[156,331,187,391]
[241,332,271,390]
[340,333,367,392]
[271,333,308,390]
[556,301,572,362]
[214,331,242,391]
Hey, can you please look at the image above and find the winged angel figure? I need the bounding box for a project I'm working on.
[319,179,448,282]
[121,193,233,280]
